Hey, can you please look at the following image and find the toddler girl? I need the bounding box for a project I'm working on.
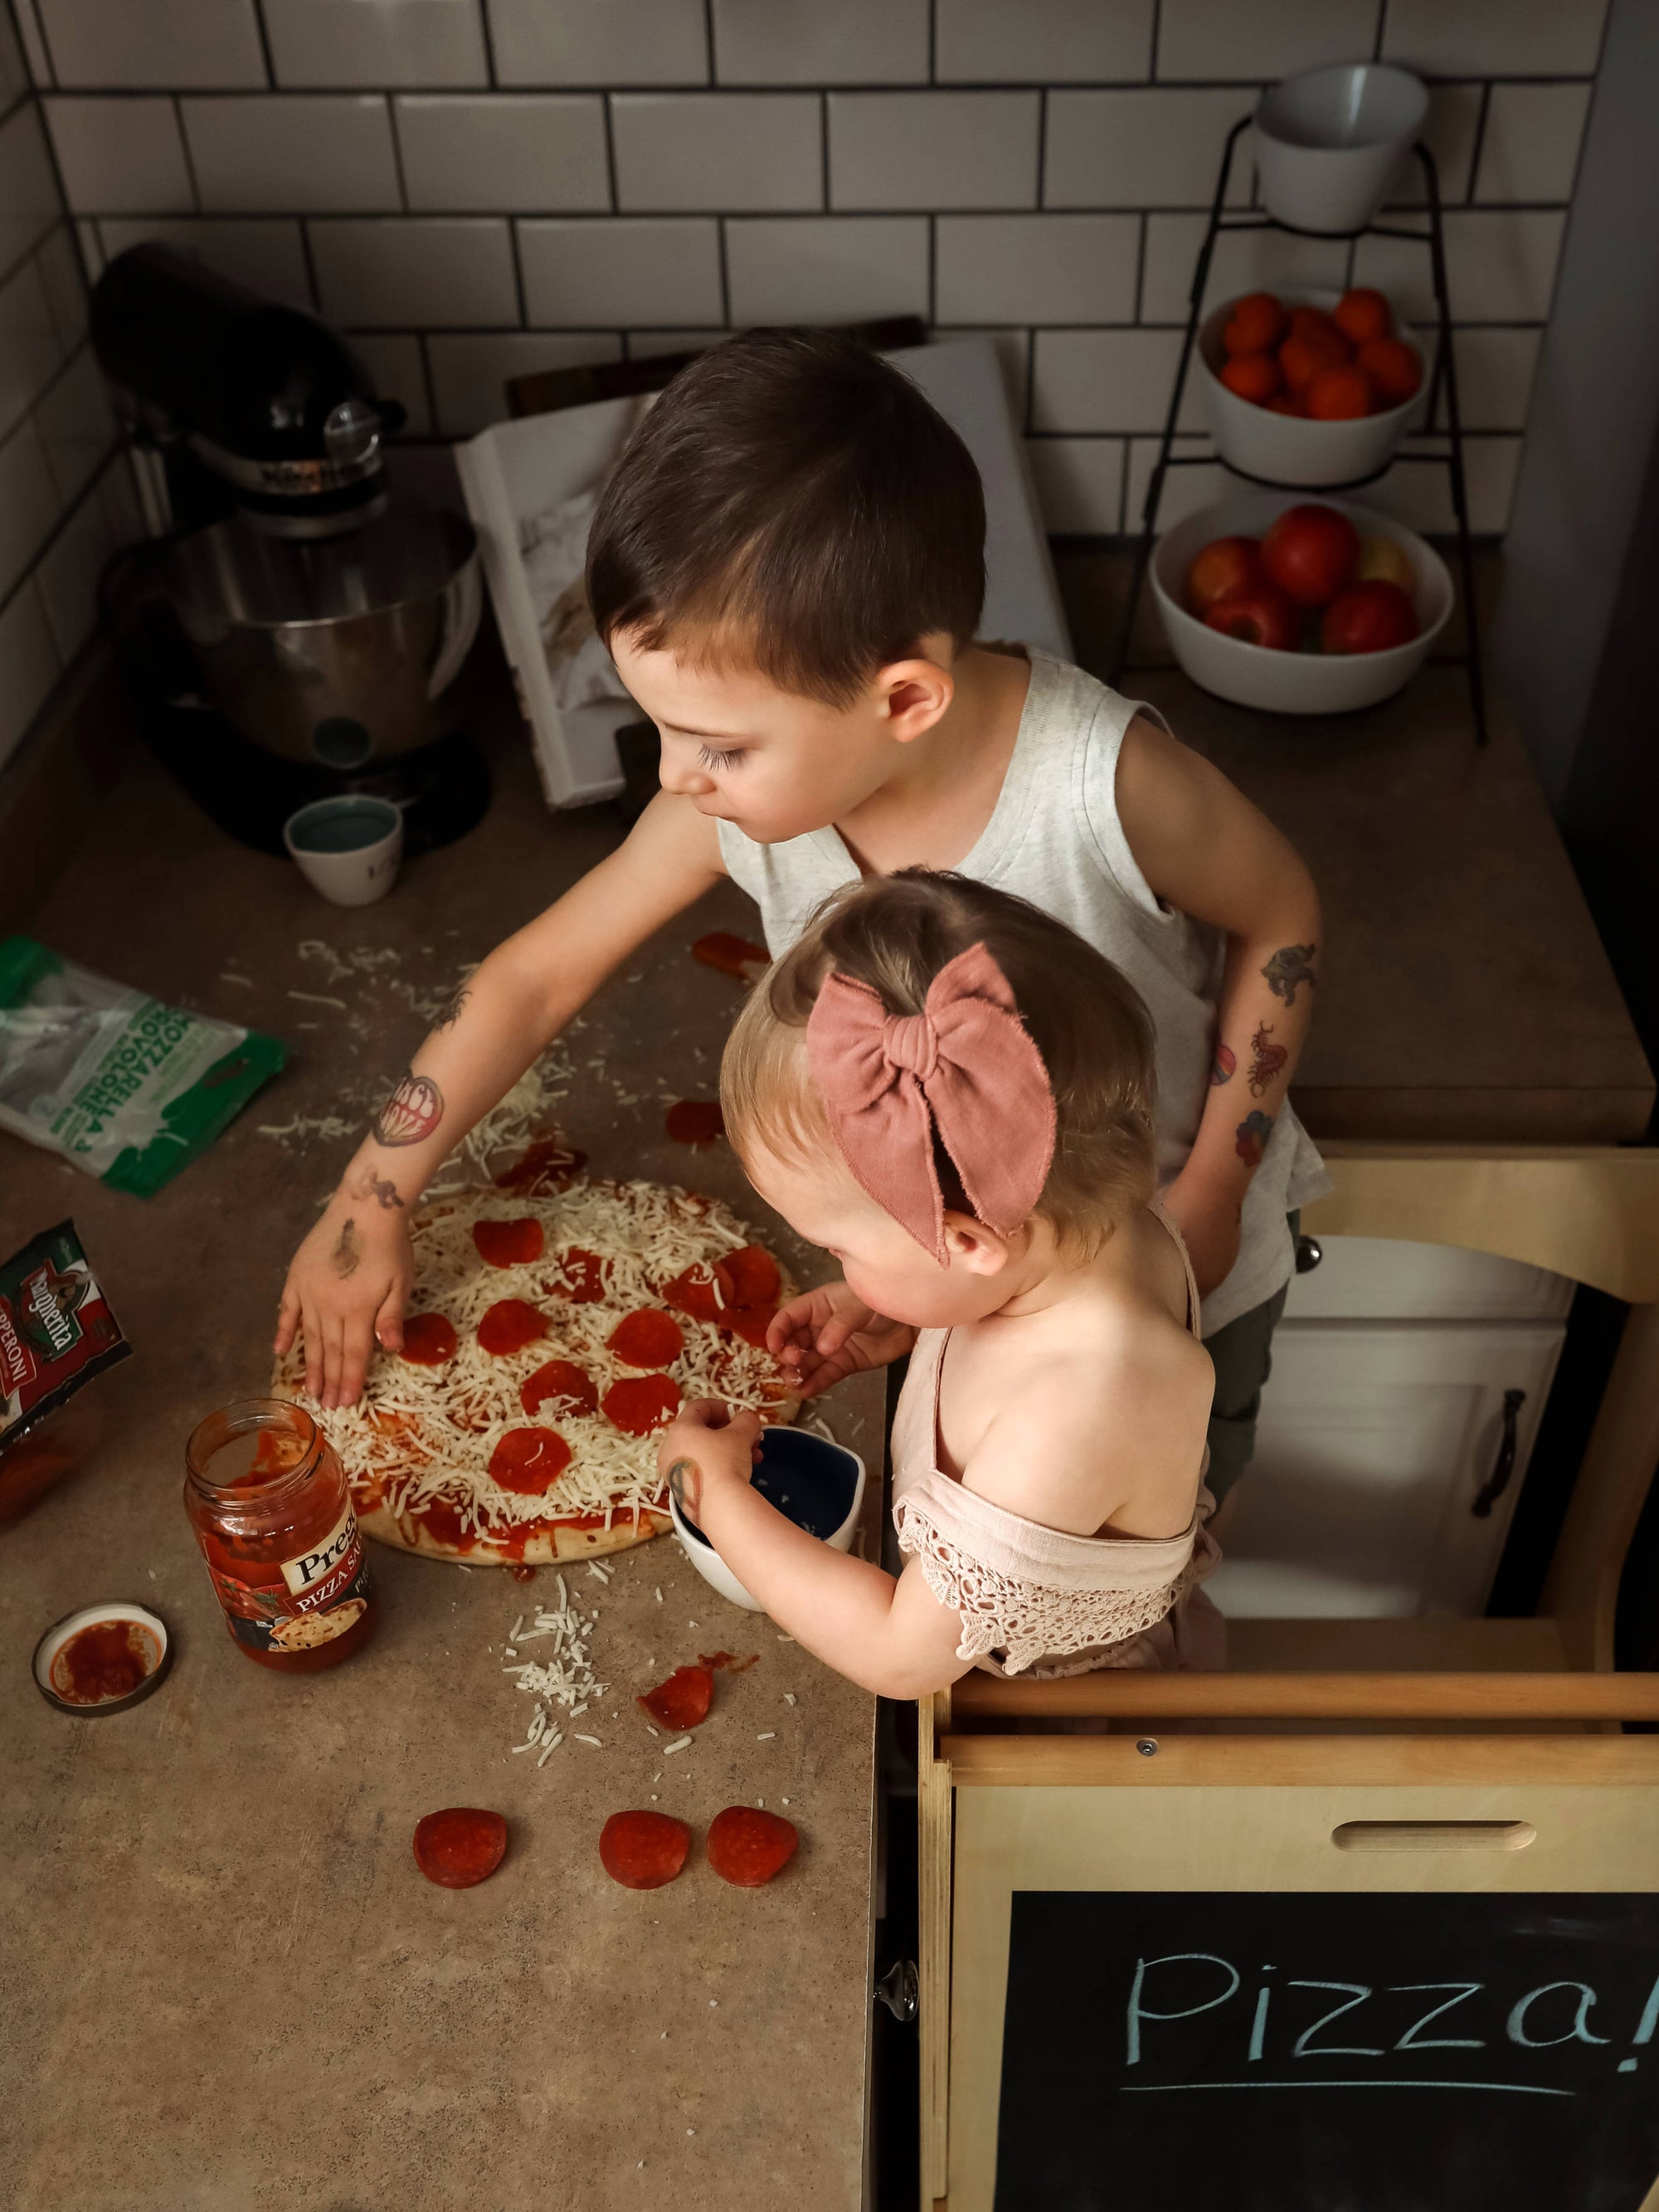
[657,869,1223,1696]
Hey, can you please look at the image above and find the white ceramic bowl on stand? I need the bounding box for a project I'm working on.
[1197,289,1426,489]
[1254,62,1428,235]
[669,1425,868,1613]
[1151,492,1452,714]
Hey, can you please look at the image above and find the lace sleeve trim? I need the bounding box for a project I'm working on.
[894,1497,1199,1676]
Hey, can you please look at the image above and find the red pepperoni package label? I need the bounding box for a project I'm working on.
[0,1219,132,1462]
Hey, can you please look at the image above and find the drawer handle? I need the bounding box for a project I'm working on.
[1472,1388,1526,1518]
[1293,1233,1322,1273]
[1333,1821,1536,1853]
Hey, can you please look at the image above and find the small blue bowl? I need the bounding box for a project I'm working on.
[669,1425,867,1612]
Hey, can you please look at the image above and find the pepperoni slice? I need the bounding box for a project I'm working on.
[665,1099,726,1147]
[520,1358,597,1420]
[413,1807,508,1889]
[724,1303,778,1351]
[600,1810,692,1891]
[638,1664,714,1731]
[690,932,770,984]
[699,1650,759,1674]
[706,1805,799,1888]
[472,1217,545,1268]
[660,1260,736,1325]
[557,1247,609,1304]
[602,1376,682,1436]
[495,1135,587,1196]
[607,1309,684,1369]
[725,1245,781,1306]
[400,1311,458,1366]
[477,1298,547,1356]
[488,1426,572,1495]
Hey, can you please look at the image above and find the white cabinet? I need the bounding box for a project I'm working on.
[1208,1238,1569,1622]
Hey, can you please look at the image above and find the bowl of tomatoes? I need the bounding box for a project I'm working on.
[1150,493,1452,714]
[1197,287,1425,489]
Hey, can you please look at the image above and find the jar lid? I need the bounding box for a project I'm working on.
[32,1602,173,1717]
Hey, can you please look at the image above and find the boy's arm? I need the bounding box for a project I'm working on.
[1115,714,1323,1298]
[276,792,726,1406]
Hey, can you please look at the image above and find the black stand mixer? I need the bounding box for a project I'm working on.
[91,244,489,855]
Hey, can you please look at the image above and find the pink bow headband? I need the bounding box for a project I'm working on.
[805,942,1058,1264]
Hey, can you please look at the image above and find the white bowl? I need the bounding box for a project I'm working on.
[1151,492,1452,714]
[1254,63,1427,235]
[669,1425,867,1613]
[1198,289,1424,490]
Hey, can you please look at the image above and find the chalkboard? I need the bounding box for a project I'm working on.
[995,1893,1659,2212]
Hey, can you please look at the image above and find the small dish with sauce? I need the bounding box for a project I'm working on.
[32,1602,172,1717]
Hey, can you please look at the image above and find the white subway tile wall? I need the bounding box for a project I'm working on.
[6,0,1610,600]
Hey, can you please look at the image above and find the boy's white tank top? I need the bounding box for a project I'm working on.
[716,648,1331,1337]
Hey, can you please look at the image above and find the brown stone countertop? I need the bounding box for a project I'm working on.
[0,728,882,2212]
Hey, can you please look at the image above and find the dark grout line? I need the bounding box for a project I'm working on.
[477,0,499,90]
[249,0,278,90]
[386,94,411,215]
[172,94,202,212]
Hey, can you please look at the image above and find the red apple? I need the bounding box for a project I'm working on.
[1320,580,1420,654]
[1185,535,1265,618]
[1262,504,1360,608]
[1204,580,1301,652]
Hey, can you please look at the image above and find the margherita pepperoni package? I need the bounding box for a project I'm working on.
[0,1220,132,1526]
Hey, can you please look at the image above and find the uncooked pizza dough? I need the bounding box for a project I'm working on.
[274,1177,795,1567]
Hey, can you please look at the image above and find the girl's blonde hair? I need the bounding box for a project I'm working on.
[722,870,1158,1250]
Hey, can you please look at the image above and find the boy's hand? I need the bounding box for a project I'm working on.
[1160,1172,1243,1301]
[659,1399,763,1521]
[274,1201,414,1409]
[768,1279,914,1398]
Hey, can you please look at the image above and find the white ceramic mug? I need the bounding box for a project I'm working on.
[283,796,404,907]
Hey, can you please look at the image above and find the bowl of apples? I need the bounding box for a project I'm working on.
[1197,287,1425,488]
[1149,492,1452,714]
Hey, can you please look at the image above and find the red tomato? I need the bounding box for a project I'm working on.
[1287,305,1350,352]
[1223,291,1286,354]
[1356,337,1422,407]
[1305,366,1378,421]
[1220,350,1282,405]
[1320,580,1420,654]
[1202,582,1301,652]
[1267,392,1307,416]
[1278,330,1349,396]
[1335,286,1393,347]
[1261,504,1360,608]
[1185,535,1264,618]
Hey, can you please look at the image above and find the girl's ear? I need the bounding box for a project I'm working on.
[941,1212,1013,1277]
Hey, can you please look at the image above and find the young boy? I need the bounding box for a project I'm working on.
[275,329,1329,1502]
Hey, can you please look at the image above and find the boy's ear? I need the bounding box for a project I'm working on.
[874,647,954,744]
[941,1213,1012,1277]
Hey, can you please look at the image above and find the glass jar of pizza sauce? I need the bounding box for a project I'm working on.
[184,1399,373,1672]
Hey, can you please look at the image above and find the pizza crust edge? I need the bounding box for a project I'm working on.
[358,1498,676,1565]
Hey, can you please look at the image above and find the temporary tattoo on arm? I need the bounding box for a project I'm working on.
[372,1070,444,1147]
[667,1456,699,1520]
[1210,1044,1237,1087]
[331,1218,361,1279]
[1235,1110,1274,1169]
[349,1167,405,1211]
[1248,1021,1289,1098]
[1261,943,1318,1007]
[432,982,470,1032]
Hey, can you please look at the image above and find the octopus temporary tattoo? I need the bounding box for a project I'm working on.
[1235,1110,1274,1169]
[1210,1044,1237,1087]
[331,1218,361,1279]
[372,1070,444,1147]
[1262,943,1318,1007]
[1248,1021,1289,1099]
[432,982,471,1032]
[350,1166,404,1211]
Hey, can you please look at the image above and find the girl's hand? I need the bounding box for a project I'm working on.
[658,1398,762,1522]
[768,1279,915,1398]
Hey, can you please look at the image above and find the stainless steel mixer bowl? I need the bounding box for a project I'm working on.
[163,497,482,768]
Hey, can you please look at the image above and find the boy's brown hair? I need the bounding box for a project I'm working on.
[586,329,986,707]
[723,870,1158,1250]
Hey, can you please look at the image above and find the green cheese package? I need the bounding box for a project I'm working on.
[0,937,287,1196]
